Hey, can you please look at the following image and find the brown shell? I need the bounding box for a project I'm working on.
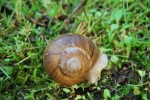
[43,33,100,86]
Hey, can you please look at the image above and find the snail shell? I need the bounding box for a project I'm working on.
[43,33,108,86]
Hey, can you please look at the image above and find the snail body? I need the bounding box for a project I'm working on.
[43,33,108,86]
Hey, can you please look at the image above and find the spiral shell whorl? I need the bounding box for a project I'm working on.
[43,34,100,86]
[58,47,91,78]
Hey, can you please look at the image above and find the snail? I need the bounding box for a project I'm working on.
[43,33,108,86]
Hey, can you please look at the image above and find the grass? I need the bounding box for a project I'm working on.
[0,0,150,99]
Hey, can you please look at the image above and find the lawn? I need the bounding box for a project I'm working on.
[0,0,150,99]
